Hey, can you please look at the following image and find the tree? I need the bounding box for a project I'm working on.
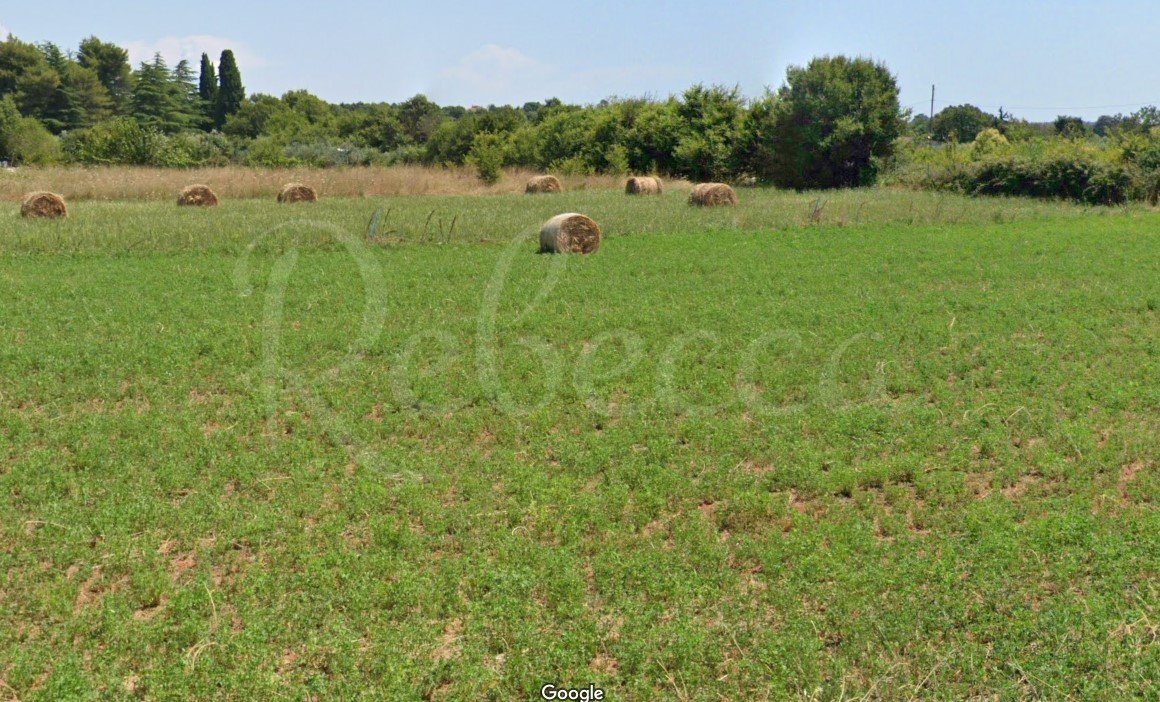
[397,94,444,144]
[1054,115,1088,139]
[77,36,132,113]
[931,104,995,143]
[672,85,744,181]
[197,53,217,129]
[213,50,245,129]
[337,104,405,150]
[0,36,49,99]
[45,60,113,132]
[132,53,195,133]
[760,55,905,188]
[171,59,204,129]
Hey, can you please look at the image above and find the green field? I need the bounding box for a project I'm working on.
[1,189,1157,700]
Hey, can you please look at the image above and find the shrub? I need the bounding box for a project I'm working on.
[242,137,298,167]
[467,132,506,184]
[283,140,380,167]
[953,154,1136,205]
[61,117,159,165]
[2,116,61,164]
[971,128,1009,159]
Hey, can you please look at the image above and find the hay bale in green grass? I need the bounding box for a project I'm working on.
[539,213,601,254]
[20,192,67,219]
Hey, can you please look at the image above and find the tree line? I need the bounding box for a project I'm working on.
[3,32,1160,202]
[1,34,912,188]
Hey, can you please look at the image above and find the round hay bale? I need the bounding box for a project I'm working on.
[688,183,738,207]
[625,176,663,195]
[277,183,318,204]
[539,213,601,255]
[20,192,68,220]
[525,175,563,194]
[177,184,219,207]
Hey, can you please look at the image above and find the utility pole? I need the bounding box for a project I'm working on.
[930,84,936,122]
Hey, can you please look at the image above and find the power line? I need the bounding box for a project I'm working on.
[922,98,1157,114]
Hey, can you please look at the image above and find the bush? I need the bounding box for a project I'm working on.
[971,128,1009,159]
[953,154,1136,205]
[283,140,381,167]
[61,117,160,165]
[242,136,298,167]
[467,132,506,184]
[2,117,61,164]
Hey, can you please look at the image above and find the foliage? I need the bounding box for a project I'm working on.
[971,127,1009,159]
[931,104,995,143]
[197,53,217,127]
[214,50,245,129]
[467,131,506,184]
[1054,115,1088,139]
[77,36,133,113]
[5,27,1160,209]
[671,85,744,181]
[758,55,905,188]
[0,96,60,164]
[59,116,227,167]
[885,129,1160,205]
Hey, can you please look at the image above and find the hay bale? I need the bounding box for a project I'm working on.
[525,175,563,194]
[625,176,663,195]
[688,183,738,207]
[539,213,601,255]
[177,184,219,207]
[277,183,318,204]
[20,192,68,219]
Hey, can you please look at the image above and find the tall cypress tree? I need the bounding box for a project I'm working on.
[197,52,217,129]
[213,50,244,129]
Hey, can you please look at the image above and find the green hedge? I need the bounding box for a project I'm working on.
[952,156,1137,205]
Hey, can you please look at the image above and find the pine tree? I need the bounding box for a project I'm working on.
[213,50,244,129]
[171,59,203,129]
[77,36,133,114]
[132,53,181,132]
[198,53,217,129]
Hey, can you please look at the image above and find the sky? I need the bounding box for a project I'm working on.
[2,1,1159,121]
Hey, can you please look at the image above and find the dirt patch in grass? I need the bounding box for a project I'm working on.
[432,619,463,663]
[1002,473,1042,499]
[1119,460,1148,500]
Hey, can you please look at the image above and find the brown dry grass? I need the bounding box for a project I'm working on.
[0,167,637,202]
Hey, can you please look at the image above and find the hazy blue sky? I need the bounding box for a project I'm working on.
[2,1,1158,120]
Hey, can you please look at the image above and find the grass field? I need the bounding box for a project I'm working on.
[1,187,1157,700]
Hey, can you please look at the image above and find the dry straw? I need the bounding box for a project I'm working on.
[688,183,738,207]
[625,176,663,195]
[20,192,68,219]
[277,183,318,204]
[539,213,602,254]
[177,184,219,207]
[525,175,563,194]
